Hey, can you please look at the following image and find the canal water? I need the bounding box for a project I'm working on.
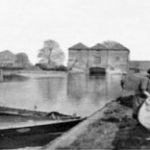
[0,73,122,117]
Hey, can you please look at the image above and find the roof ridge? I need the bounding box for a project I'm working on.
[69,42,88,50]
[90,43,106,50]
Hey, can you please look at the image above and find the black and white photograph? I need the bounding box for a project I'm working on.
[0,0,150,149]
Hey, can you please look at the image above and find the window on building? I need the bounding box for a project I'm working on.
[94,56,101,64]
[116,56,120,61]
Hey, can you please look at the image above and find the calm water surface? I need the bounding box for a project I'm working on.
[0,73,122,117]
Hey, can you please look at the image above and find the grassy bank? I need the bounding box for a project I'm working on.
[2,70,67,79]
[43,99,150,150]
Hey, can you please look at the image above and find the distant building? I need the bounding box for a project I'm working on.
[90,41,130,73]
[68,43,89,72]
[0,50,17,67]
[89,43,107,69]
[68,41,130,73]
[0,50,32,69]
[129,61,150,73]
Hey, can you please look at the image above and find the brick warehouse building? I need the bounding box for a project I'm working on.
[68,41,130,74]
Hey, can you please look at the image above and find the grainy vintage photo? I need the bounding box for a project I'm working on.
[0,0,150,149]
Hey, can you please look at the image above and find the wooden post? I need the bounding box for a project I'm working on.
[0,69,3,82]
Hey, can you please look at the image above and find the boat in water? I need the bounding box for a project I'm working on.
[0,109,85,149]
[89,67,106,76]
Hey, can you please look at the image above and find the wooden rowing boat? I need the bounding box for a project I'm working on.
[0,112,85,149]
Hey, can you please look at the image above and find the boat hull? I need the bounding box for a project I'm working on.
[89,67,106,76]
[0,118,83,149]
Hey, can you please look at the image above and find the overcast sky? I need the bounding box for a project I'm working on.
[0,0,150,64]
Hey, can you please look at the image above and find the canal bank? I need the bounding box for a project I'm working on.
[21,100,111,150]
[39,100,129,150]
[38,98,150,150]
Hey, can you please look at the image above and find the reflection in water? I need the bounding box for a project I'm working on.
[68,74,106,104]
[0,73,123,117]
[37,77,67,103]
[87,75,106,104]
[67,73,88,102]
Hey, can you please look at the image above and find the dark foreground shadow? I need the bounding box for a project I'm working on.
[112,119,150,150]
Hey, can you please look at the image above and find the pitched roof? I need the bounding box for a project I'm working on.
[69,42,88,50]
[0,50,14,55]
[102,41,129,50]
[0,50,16,63]
[90,43,106,50]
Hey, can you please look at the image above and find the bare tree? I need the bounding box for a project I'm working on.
[38,40,61,66]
